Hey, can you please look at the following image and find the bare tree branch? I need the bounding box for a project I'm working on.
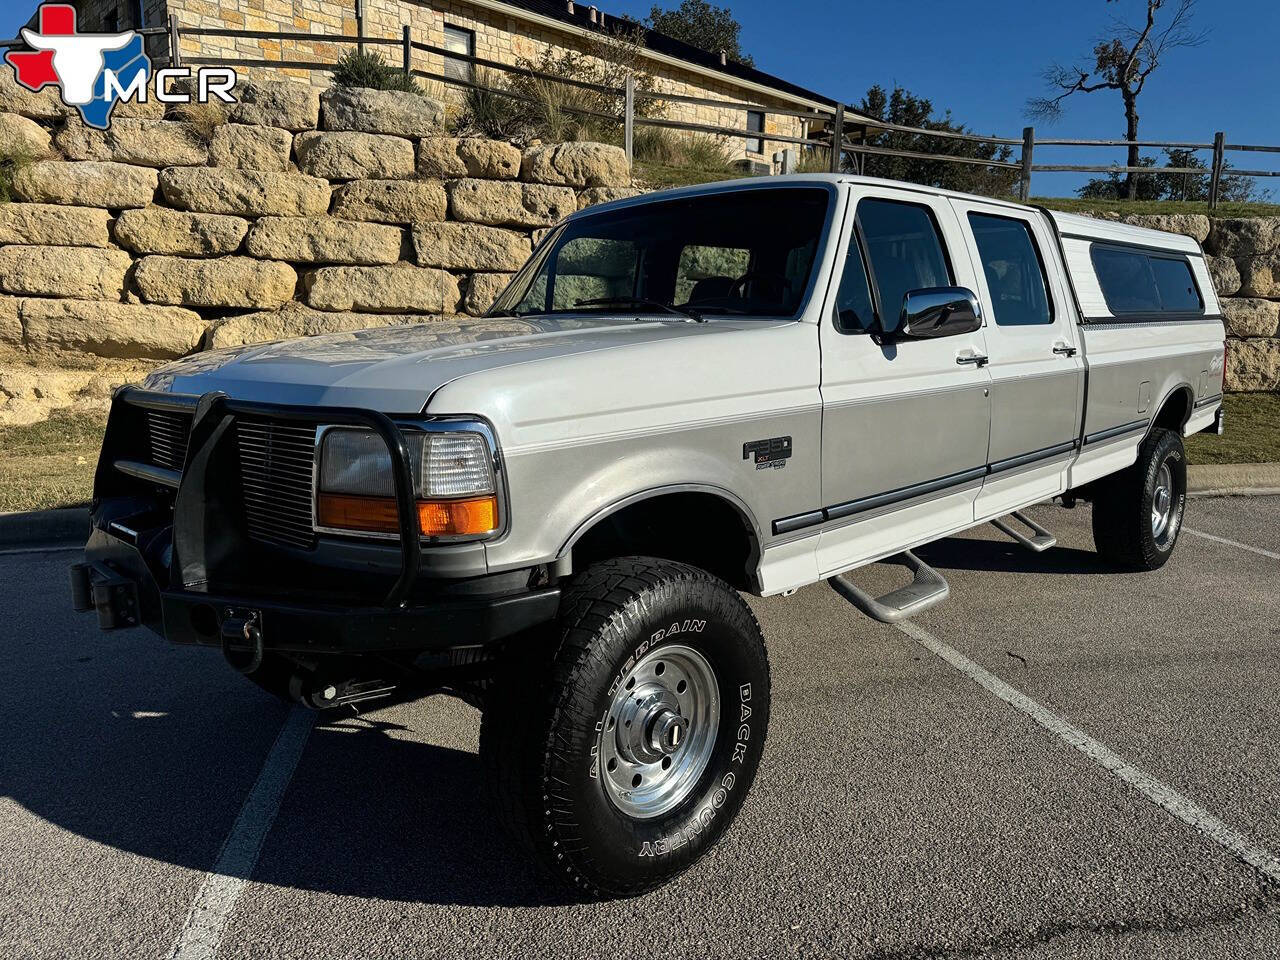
[1025,0,1206,198]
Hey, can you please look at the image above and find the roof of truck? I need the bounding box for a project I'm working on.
[580,174,1205,254]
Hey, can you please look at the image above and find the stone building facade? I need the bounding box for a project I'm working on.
[64,0,840,166]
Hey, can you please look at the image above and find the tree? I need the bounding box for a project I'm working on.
[850,85,1018,197]
[646,0,754,66]
[1077,148,1258,202]
[1028,0,1206,200]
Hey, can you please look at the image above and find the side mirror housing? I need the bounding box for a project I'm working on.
[895,287,983,340]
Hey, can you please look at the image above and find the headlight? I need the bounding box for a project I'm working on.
[315,426,500,540]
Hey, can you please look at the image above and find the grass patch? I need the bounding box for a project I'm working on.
[632,160,747,190]
[1035,196,1280,219]
[1185,393,1280,465]
[0,410,106,513]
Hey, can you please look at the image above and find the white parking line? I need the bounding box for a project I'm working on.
[894,619,1280,885]
[1183,527,1280,561]
[168,705,314,960]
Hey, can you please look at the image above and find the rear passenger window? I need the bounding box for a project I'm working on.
[1091,246,1202,316]
[857,199,951,333]
[967,213,1052,326]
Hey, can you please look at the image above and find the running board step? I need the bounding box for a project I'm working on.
[991,511,1057,553]
[827,550,950,624]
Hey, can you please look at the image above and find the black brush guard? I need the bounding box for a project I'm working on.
[70,387,560,655]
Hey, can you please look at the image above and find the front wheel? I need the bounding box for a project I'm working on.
[480,557,771,899]
[1092,426,1187,570]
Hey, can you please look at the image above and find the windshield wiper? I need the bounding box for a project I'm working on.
[574,297,704,323]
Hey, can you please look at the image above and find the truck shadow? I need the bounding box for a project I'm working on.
[249,711,579,907]
[0,647,575,907]
[915,535,1124,577]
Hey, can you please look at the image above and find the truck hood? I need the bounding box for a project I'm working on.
[142,315,743,411]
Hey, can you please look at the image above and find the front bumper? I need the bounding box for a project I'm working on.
[71,524,560,654]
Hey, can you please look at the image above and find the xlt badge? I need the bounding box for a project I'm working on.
[744,436,792,470]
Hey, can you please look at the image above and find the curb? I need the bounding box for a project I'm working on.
[1187,462,1280,497]
[0,507,89,549]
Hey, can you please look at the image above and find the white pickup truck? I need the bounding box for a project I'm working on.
[72,175,1225,898]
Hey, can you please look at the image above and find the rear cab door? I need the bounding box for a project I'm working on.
[947,199,1085,520]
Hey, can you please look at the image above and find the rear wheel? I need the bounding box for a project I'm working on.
[1092,427,1187,570]
[480,557,770,899]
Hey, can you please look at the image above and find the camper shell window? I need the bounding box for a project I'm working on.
[1090,244,1203,317]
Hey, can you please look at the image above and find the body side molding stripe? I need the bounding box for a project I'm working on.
[824,467,988,522]
[987,440,1079,475]
[1194,393,1223,409]
[772,510,826,536]
[1083,418,1151,447]
[770,435,1093,537]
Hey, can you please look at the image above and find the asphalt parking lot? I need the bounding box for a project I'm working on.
[3,496,1278,959]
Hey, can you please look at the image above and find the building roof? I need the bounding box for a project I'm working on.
[490,0,839,109]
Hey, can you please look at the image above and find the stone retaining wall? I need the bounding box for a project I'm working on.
[0,77,637,425]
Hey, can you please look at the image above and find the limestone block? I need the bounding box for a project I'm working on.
[135,255,297,309]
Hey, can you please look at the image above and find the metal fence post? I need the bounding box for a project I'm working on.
[355,0,364,55]
[168,14,181,68]
[1209,131,1225,211]
[830,105,844,173]
[624,74,635,169]
[1019,126,1035,203]
[402,25,411,75]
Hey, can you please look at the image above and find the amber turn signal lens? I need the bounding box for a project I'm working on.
[317,494,499,538]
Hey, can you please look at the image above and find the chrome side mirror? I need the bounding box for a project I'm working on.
[896,287,983,339]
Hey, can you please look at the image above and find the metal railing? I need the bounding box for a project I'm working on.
[5,16,1278,209]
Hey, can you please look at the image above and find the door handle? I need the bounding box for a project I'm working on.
[956,353,989,367]
[1052,343,1078,357]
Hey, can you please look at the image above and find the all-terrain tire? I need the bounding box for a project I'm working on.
[480,556,771,899]
[1092,427,1187,570]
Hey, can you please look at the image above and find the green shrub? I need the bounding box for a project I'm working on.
[455,68,532,141]
[679,133,734,171]
[331,50,421,94]
[455,25,662,146]
[632,126,733,173]
[796,147,833,173]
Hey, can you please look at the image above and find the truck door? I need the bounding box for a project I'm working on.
[815,186,992,577]
[949,200,1085,520]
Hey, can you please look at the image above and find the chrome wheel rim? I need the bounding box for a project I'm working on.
[1152,462,1174,539]
[599,643,719,820]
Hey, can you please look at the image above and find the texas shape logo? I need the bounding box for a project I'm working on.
[4,3,151,130]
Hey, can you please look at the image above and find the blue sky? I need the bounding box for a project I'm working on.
[4,0,1277,196]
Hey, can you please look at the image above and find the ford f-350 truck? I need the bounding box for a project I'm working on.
[71,175,1226,897]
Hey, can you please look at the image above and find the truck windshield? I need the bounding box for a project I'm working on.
[490,186,831,319]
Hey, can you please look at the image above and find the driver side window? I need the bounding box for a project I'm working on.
[857,198,952,334]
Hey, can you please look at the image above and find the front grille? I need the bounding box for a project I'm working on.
[145,410,193,470]
[235,417,318,549]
